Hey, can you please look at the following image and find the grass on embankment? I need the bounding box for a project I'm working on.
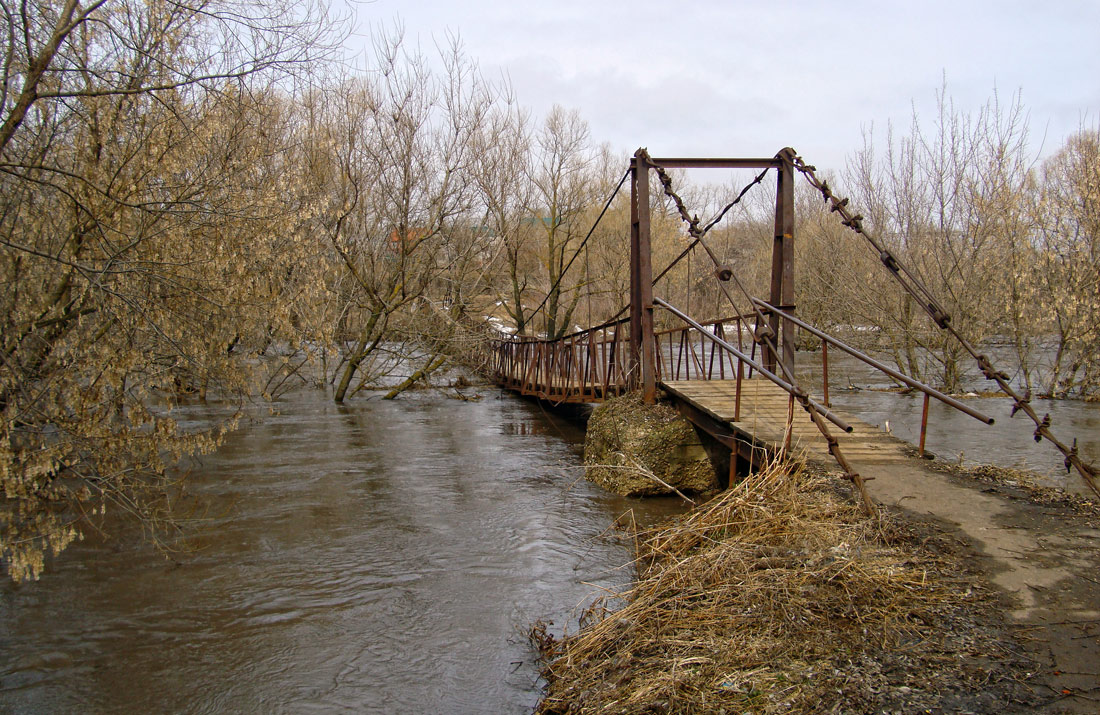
[533,461,1040,713]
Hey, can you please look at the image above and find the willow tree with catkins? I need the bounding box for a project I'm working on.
[0,0,340,581]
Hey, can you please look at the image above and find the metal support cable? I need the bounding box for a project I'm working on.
[791,157,949,327]
[642,148,765,286]
[702,167,772,233]
[525,168,631,330]
[790,153,1100,498]
[597,161,770,323]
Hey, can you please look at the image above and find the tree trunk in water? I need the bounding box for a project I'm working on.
[334,311,382,403]
[382,355,447,400]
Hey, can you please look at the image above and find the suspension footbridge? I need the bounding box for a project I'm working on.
[485,148,1099,511]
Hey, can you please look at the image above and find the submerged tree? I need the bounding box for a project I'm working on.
[301,29,496,403]
[0,0,340,581]
[1033,128,1100,397]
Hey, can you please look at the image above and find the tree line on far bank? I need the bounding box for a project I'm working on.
[1,1,1097,581]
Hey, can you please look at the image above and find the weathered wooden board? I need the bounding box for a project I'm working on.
[661,378,911,465]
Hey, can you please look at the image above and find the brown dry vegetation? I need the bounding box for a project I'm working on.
[534,462,1041,713]
[944,461,1100,517]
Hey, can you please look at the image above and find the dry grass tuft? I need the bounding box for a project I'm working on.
[534,460,1039,713]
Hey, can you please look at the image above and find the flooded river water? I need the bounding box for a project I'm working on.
[0,390,682,713]
[794,352,1100,494]
[2,362,1097,713]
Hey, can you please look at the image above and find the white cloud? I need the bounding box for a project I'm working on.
[358,0,1100,172]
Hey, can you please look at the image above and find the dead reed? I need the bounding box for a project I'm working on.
[534,460,1038,713]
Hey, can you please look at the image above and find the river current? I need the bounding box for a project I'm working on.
[0,389,681,713]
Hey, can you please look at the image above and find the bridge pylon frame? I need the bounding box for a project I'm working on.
[630,150,797,404]
[629,151,656,403]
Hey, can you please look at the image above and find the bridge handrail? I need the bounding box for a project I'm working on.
[487,314,635,404]
[752,299,994,425]
[654,297,853,433]
[655,313,757,339]
[490,315,630,344]
[485,310,758,404]
[488,312,756,346]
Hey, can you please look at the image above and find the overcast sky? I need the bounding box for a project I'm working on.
[350,1,1099,173]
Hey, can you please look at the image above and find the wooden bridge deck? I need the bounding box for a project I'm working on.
[661,377,911,466]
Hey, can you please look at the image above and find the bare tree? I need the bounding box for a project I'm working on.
[301,29,494,403]
[471,95,535,333]
[1033,128,1100,396]
[836,88,1033,392]
[527,106,605,339]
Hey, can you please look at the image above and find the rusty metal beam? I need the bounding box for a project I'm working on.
[672,398,759,465]
[766,148,796,374]
[649,157,782,169]
[631,150,656,404]
[777,149,796,372]
[629,161,641,385]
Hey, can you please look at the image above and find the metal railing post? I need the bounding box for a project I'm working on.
[919,392,930,457]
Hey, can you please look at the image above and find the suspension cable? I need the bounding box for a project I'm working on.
[790,153,1100,498]
[604,163,772,323]
[524,168,631,331]
[651,166,771,286]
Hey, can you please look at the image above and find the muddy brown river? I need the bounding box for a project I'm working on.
[0,390,682,713]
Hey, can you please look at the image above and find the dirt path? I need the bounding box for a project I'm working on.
[850,443,1100,712]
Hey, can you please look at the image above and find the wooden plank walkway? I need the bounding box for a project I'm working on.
[661,377,911,466]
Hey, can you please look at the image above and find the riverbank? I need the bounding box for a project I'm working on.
[533,458,1100,713]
